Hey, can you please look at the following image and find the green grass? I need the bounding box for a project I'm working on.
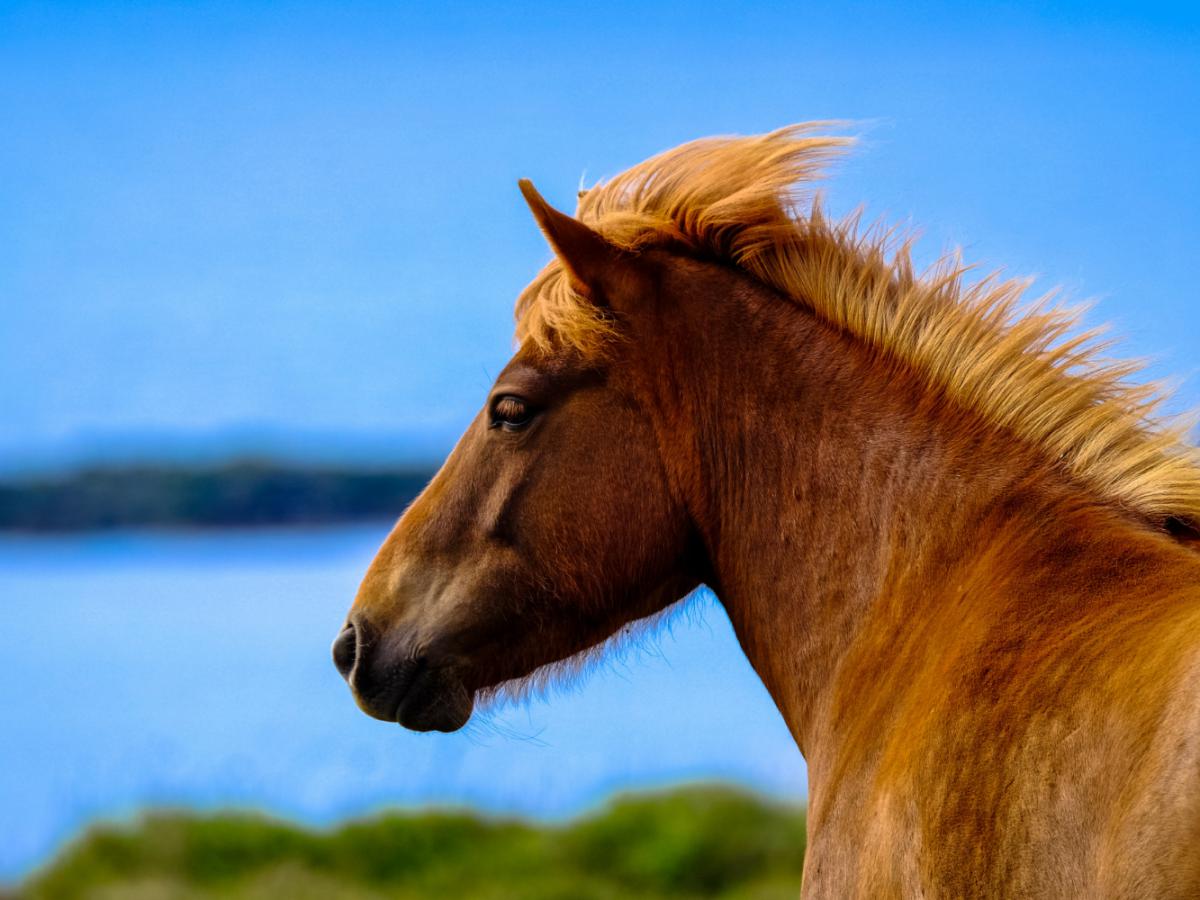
[17,786,806,899]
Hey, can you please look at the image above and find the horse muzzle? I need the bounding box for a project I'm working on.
[332,617,474,733]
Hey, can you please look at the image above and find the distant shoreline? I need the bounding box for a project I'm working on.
[0,462,437,532]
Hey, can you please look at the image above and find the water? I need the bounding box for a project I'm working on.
[0,525,806,882]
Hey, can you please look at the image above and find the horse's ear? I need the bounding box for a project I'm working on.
[518,179,641,305]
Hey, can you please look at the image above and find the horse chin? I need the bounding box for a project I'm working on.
[395,665,474,733]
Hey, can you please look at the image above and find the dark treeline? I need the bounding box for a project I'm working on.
[0,462,437,531]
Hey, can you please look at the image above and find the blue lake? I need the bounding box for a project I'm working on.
[0,525,806,882]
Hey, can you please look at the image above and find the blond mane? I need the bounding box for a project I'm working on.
[514,125,1200,528]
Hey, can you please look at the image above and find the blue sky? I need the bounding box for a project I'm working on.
[2,1,1198,469]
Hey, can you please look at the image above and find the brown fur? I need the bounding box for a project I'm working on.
[337,127,1200,897]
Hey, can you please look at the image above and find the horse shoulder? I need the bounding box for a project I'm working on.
[805,538,1200,898]
[1093,588,1200,898]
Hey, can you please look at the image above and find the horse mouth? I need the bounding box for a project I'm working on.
[397,665,475,733]
[378,659,475,734]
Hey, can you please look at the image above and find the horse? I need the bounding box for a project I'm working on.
[332,125,1200,898]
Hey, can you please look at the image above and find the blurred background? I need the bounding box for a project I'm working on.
[2,1,1198,896]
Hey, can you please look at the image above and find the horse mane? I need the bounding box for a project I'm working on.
[514,124,1200,530]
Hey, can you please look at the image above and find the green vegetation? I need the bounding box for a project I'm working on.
[18,787,806,899]
[0,463,437,531]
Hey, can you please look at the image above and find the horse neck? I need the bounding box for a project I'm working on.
[636,260,1119,756]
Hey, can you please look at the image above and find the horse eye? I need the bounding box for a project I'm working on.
[491,395,534,430]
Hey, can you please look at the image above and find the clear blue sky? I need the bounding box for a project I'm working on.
[2,1,1198,469]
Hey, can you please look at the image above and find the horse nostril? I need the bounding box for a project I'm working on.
[332,623,358,681]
